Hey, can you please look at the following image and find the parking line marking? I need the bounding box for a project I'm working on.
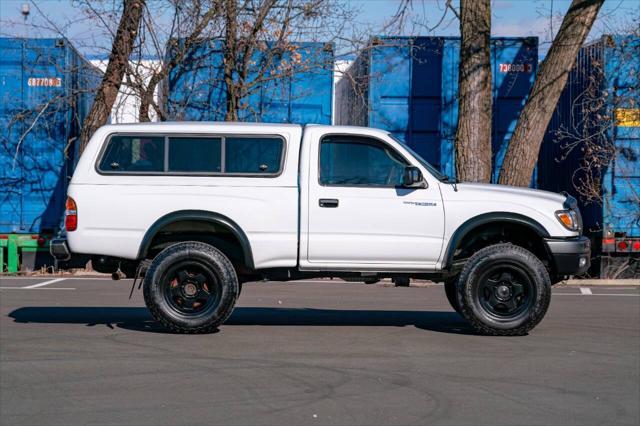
[554,293,639,297]
[580,287,593,295]
[0,276,117,281]
[0,287,75,290]
[22,278,67,289]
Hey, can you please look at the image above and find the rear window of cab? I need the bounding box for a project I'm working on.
[97,134,285,176]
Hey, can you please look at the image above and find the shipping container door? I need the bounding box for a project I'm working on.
[0,39,26,232]
[257,45,291,123]
[439,38,460,177]
[167,40,225,121]
[73,56,101,165]
[410,37,444,171]
[368,39,412,142]
[492,38,537,183]
[537,40,604,233]
[289,44,333,124]
[605,36,640,236]
[20,39,70,233]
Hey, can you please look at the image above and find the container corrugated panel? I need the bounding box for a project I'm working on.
[539,35,639,238]
[335,54,368,127]
[0,38,102,234]
[335,36,538,182]
[165,40,333,125]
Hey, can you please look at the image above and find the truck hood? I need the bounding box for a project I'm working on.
[454,182,568,205]
[438,182,578,238]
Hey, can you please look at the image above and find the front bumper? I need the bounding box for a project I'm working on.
[544,236,591,276]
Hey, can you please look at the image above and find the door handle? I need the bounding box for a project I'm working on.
[319,198,339,208]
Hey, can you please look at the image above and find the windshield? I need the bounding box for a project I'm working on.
[388,134,449,182]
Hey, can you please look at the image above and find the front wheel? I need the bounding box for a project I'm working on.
[143,242,239,333]
[444,276,461,314]
[457,244,551,336]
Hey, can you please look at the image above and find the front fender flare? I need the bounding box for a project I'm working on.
[442,212,550,269]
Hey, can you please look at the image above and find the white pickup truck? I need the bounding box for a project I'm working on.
[51,122,590,335]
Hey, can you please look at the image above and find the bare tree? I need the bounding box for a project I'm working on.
[499,0,605,186]
[135,1,223,122]
[454,0,492,182]
[161,0,348,122]
[79,0,146,152]
[220,0,337,121]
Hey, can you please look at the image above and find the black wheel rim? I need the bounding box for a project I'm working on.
[475,263,535,320]
[161,260,222,316]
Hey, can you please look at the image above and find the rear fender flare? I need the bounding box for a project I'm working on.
[137,210,254,270]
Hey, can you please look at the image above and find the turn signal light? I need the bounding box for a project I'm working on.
[557,213,573,227]
[555,210,579,231]
[65,197,78,231]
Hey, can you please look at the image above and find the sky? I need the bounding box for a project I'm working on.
[0,0,638,58]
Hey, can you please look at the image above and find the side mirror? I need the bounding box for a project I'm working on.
[402,166,424,187]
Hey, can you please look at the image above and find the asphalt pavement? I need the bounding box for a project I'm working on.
[0,276,638,426]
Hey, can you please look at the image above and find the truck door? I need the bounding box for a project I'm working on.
[304,132,445,269]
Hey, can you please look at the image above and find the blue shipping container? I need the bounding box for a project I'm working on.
[538,35,639,243]
[0,38,102,234]
[165,40,333,124]
[335,36,538,182]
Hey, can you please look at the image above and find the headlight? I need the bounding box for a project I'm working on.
[555,209,580,231]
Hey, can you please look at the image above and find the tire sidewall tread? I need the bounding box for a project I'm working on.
[456,243,551,336]
[444,276,462,314]
[143,241,239,334]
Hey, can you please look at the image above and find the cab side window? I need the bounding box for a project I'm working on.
[319,136,407,186]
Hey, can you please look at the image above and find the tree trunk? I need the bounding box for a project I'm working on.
[454,0,492,182]
[224,0,239,121]
[79,0,145,152]
[139,90,154,122]
[498,0,604,186]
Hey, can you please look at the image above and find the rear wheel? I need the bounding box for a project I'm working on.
[458,244,551,336]
[143,242,239,333]
[393,277,410,287]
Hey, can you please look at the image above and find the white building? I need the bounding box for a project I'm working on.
[90,58,162,123]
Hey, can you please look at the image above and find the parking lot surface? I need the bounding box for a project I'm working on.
[1,277,638,426]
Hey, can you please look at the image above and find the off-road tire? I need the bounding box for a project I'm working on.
[143,242,239,333]
[457,243,551,336]
[444,275,461,314]
[394,277,411,287]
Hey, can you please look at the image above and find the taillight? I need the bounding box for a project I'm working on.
[602,237,616,252]
[633,241,640,252]
[65,197,78,231]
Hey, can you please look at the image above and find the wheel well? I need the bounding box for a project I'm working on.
[449,221,551,271]
[142,217,254,273]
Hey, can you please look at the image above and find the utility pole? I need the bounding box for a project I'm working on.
[21,3,30,37]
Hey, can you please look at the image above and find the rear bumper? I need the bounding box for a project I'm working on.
[50,238,71,261]
[544,236,591,276]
